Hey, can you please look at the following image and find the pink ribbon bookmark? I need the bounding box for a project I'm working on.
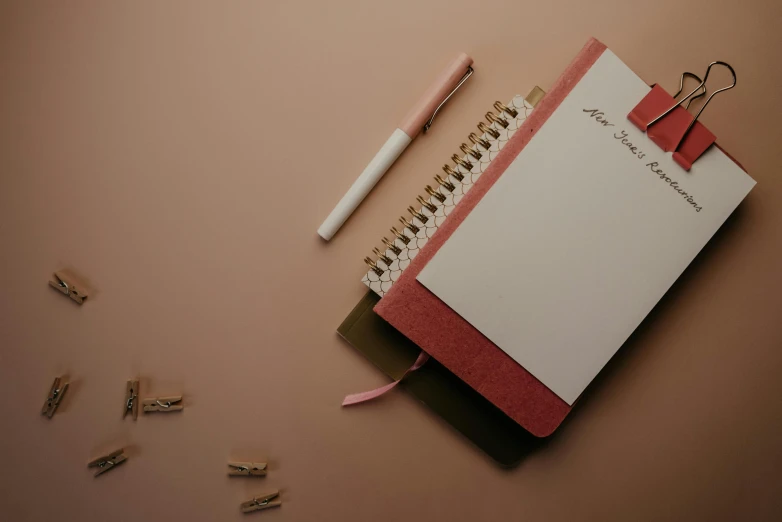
[342,352,430,406]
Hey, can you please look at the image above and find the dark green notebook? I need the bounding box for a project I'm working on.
[338,291,540,466]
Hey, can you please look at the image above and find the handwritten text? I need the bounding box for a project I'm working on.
[582,109,703,213]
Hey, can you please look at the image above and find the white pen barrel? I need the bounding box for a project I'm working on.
[317,129,412,241]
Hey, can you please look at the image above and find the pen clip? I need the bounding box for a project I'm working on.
[423,66,474,134]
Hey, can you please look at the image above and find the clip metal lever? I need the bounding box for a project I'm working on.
[41,377,69,418]
[124,380,139,420]
[240,490,281,513]
[423,66,474,133]
[88,448,127,477]
[646,62,736,145]
[628,62,736,170]
[672,72,707,110]
[228,461,268,477]
[142,396,184,413]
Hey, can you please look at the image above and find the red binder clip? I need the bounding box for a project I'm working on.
[628,62,736,171]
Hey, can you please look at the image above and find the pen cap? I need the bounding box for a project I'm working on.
[398,53,474,139]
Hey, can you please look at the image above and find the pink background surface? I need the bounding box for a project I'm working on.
[1,1,781,521]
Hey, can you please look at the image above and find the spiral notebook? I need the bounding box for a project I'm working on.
[375,38,755,436]
[361,88,544,296]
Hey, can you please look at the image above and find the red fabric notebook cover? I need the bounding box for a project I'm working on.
[374,38,608,437]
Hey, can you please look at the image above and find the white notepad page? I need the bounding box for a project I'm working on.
[417,50,756,405]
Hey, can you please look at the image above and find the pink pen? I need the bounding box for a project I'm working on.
[317,53,474,241]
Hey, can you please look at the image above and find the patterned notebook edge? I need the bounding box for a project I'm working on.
[362,94,535,297]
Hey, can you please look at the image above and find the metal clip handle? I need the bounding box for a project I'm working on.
[673,72,707,110]
[647,62,736,149]
[423,66,474,133]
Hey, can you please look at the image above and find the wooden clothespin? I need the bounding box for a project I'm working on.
[48,270,89,305]
[142,396,183,413]
[228,462,268,477]
[41,377,69,418]
[124,380,139,420]
[87,448,127,477]
[240,490,281,514]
